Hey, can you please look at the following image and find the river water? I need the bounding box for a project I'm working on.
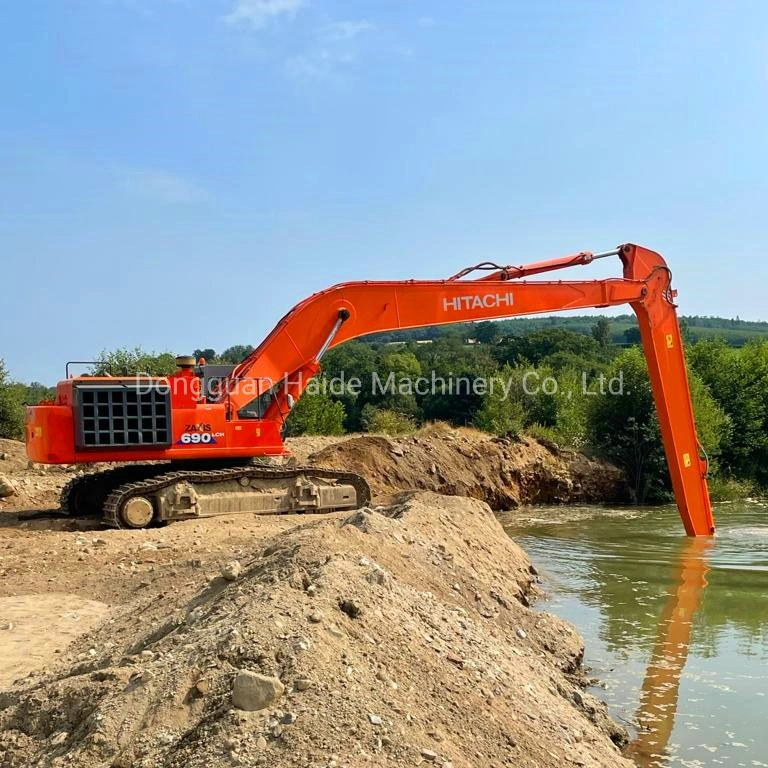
[499,501,768,768]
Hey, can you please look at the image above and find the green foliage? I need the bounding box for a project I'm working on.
[92,347,178,377]
[688,339,768,485]
[284,388,346,436]
[688,371,731,460]
[474,321,502,345]
[218,345,255,364]
[591,318,612,348]
[494,328,602,368]
[549,368,591,448]
[194,348,217,363]
[3,310,758,501]
[475,364,525,437]
[0,359,25,440]
[321,342,377,431]
[367,314,768,347]
[586,347,730,503]
[360,405,416,435]
[706,474,757,502]
[0,360,55,440]
[587,348,670,503]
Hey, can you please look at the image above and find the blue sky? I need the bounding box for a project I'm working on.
[2,0,767,383]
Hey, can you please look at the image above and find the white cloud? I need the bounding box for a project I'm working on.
[116,168,208,204]
[225,0,305,30]
[320,20,375,42]
[285,19,374,80]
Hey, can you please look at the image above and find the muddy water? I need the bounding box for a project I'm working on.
[500,501,768,768]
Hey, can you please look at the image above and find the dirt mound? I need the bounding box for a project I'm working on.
[0,430,626,517]
[0,439,71,511]
[0,493,631,768]
[310,429,627,509]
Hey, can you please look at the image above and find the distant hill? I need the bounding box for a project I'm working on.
[362,315,768,347]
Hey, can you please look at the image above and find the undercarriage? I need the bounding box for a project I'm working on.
[60,462,371,528]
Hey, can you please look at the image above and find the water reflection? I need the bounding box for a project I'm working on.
[500,502,768,766]
[626,537,711,767]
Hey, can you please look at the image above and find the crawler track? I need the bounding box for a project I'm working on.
[59,463,371,528]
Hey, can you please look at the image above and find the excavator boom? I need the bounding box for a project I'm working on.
[25,243,714,535]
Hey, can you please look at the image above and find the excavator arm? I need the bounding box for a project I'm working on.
[229,243,714,535]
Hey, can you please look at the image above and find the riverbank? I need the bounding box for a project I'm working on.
[0,432,633,766]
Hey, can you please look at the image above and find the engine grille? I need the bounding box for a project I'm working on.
[75,383,171,449]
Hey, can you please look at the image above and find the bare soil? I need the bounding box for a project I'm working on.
[0,431,632,767]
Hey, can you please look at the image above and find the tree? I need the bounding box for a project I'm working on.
[0,359,25,440]
[92,347,178,376]
[591,318,612,348]
[359,350,422,420]
[321,342,378,431]
[587,348,670,503]
[284,388,345,436]
[494,328,600,368]
[474,364,525,437]
[218,345,255,364]
[550,367,591,448]
[474,321,502,345]
[360,405,415,434]
[194,348,217,363]
[623,327,641,345]
[688,339,768,483]
[588,347,729,503]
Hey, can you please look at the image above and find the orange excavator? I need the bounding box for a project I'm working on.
[25,243,715,535]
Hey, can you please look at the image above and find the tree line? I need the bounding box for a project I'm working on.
[1,322,765,502]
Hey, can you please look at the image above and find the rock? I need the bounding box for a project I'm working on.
[93,537,107,547]
[0,452,8,460]
[256,736,267,750]
[280,712,297,724]
[50,731,69,746]
[308,610,324,623]
[421,749,439,761]
[232,670,285,711]
[339,599,362,619]
[293,637,311,652]
[221,560,243,581]
[194,679,211,695]
[390,445,404,457]
[294,677,313,691]
[368,713,383,725]
[515,627,527,640]
[366,567,392,589]
[0,475,17,498]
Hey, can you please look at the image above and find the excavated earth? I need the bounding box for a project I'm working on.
[0,431,632,768]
